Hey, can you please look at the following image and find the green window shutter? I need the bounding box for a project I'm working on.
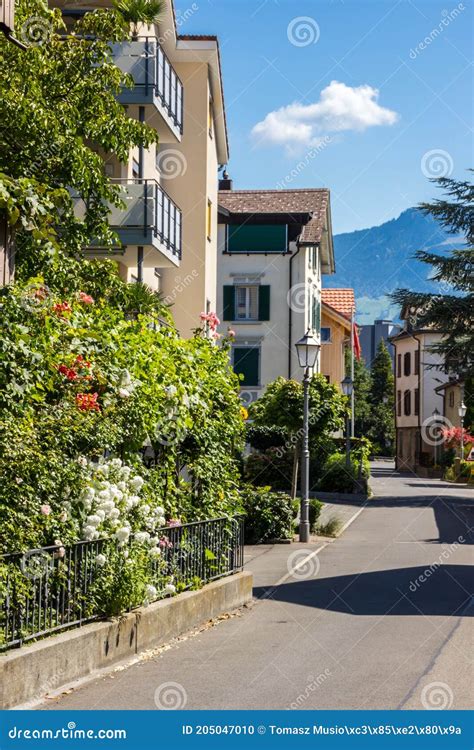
[233,347,260,386]
[258,285,270,321]
[223,285,235,321]
[228,224,287,253]
[312,298,320,331]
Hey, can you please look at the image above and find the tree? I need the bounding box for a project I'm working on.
[0,0,157,282]
[367,340,395,454]
[353,356,372,437]
[391,174,474,377]
[113,0,163,37]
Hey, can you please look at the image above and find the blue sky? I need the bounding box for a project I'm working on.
[176,0,472,234]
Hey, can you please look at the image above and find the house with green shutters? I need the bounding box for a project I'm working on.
[217,182,335,404]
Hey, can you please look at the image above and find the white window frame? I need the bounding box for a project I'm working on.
[321,327,332,343]
[235,284,259,321]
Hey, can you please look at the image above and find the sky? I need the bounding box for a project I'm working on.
[175,0,473,234]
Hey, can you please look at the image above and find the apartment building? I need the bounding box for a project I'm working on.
[216,184,335,404]
[320,289,354,388]
[390,322,444,471]
[53,0,228,337]
[359,319,401,367]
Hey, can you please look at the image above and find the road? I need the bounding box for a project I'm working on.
[40,461,473,710]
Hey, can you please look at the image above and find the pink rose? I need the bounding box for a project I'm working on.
[227,329,236,338]
[40,504,51,516]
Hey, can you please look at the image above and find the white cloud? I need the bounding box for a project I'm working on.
[252,80,399,151]
[356,295,400,326]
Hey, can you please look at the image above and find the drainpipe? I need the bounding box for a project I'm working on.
[288,243,301,379]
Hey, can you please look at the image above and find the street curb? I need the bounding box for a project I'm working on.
[0,571,253,710]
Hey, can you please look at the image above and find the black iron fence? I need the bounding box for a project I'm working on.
[0,516,244,651]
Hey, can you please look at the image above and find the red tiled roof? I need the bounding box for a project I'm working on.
[321,289,355,320]
[218,189,330,243]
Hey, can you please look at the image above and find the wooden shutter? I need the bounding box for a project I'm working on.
[233,347,259,386]
[223,285,235,321]
[258,285,270,321]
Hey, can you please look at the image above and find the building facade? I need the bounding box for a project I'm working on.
[53,1,228,337]
[391,326,445,471]
[359,319,401,367]
[216,187,335,404]
[320,289,354,388]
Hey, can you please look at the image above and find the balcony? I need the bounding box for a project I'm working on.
[111,37,183,139]
[76,180,182,267]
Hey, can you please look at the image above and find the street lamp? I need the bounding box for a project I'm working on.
[458,401,467,460]
[295,331,320,543]
[432,407,440,466]
[341,375,353,469]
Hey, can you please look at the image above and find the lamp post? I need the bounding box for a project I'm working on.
[458,401,467,461]
[432,407,440,466]
[295,331,320,543]
[341,375,354,470]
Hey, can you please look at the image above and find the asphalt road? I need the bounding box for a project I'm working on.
[40,461,473,710]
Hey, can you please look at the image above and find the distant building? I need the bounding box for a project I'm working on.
[359,319,401,367]
[320,289,354,388]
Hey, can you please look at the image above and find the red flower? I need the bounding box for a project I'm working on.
[76,392,100,412]
[52,302,72,316]
[79,292,94,305]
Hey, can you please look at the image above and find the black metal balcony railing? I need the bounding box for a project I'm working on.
[112,37,184,134]
[1,517,244,651]
[109,179,182,260]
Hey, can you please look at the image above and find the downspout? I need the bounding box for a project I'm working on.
[288,243,301,379]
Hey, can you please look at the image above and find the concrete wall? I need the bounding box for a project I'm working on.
[0,571,252,709]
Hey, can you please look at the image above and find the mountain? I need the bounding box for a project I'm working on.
[330,208,459,325]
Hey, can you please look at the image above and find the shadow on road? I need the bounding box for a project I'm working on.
[254,564,473,617]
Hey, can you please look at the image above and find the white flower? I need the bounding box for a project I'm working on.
[149,547,161,559]
[120,369,132,387]
[130,475,144,492]
[165,583,176,594]
[165,385,177,398]
[115,526,131,543]
[140,504,150,516]
[98,489,111,501]
[157,516,166,527]
[145,584,157,601]
[109,508,120,520]
[123,548,129,559]
[83,525,96,541]
[110,458,122,469]
[128,495,140,508]
[135,531,150,544]
[86,514,102,527]
[95,554,106,567]
[97,464,109,477]
[117,481,127,492]
[118,388,131,399]
[96,509,106,521]
[77,456,88,468]
[59,511,68,523]
[155,506,165,516]
[120,466,131,480]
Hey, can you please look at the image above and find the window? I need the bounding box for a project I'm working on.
[132,159,140,179]
[414,388,419,416]
[449,391,455,407]
[308,247,313,269]
[313,246,318,274]
[235,285,259,320]
[232,347,260,387]
[404,352,411,377]
[321,327,331,343]
[404,389,411,416]
[414,349,420,375]
[397,390,402,417]
[311,296,320,332]
[223,285,270,322]
[397,354,402,378]
[207,200,212,241]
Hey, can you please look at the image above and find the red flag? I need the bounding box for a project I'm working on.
[353,323,361,360]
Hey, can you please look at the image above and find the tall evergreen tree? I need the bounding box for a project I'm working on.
[391,173,474,377]
[367,340,395,454]
[353,356,372,437]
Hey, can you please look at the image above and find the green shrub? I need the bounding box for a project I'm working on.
[439,448,456,468]
[316,515,342,537]
[309,498,324,532]
[317,452,370,493]
[240,485,294,544]
[246,424,288,450]
[244,449,294,492]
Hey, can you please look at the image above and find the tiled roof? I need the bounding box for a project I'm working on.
[321,289,355,319]
[218,189,330,244]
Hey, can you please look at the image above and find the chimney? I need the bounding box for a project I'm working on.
[219,169,233,191]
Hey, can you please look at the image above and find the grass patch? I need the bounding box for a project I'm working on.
[316,515,342,537]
